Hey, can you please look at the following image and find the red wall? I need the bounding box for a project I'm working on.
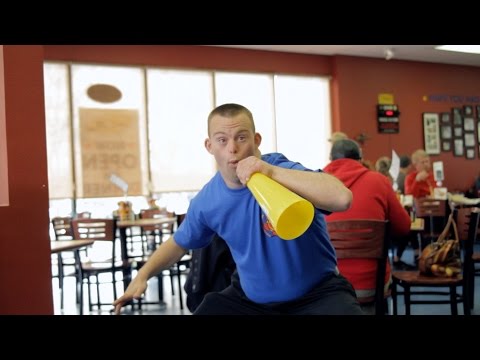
[0,45,476,314]
[0,46,53,314]
[333,55,480,192]
[43,45,480,192]
[44,45,331,74]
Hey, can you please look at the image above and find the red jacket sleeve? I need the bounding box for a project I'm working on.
[385,184,411,236]
[405,171,436,198]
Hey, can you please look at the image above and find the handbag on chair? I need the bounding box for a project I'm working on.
[418,213,461,277]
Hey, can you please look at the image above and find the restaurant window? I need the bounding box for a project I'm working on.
[44,62,332,216]
[146,69,215,193]
[274,74,331,169]
[70,64,148,199]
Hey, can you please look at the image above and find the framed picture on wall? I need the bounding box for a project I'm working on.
[478,121,480,142]
[454,139,464,157]
[442,140,451,152]
[452,107,463,126]
[464,117,475,131]
[465,132,476,147]
[476,106,480,118]
[454,127,463,138]
[423,113,441,155]
[466,148,476,159]
[440,125,452,139]
[440,112,451,124]
[463,105,473,117]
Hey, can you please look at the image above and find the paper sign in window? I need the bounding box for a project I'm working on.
[79,108,142,198]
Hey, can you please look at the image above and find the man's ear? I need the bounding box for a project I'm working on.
[205,138,213,154]
[254,132,262,148]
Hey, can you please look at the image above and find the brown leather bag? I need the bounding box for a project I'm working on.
[418,213,461,277]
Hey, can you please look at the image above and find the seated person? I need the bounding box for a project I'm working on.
[405,149,437,198]
[375,156,393,185]
[396,155,412,195]
[465,172,480,198]
[323,139,411,308]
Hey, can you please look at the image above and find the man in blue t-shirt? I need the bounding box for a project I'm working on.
[114,103,362,315]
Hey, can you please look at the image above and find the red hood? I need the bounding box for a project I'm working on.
[323,159,369,188]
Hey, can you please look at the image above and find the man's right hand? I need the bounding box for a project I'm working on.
[112,276,148,315]
[416,170,429,181]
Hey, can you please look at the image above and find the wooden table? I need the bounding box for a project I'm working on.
[410,218,425,232]
[51,239,94,253]
[117,217,176,228]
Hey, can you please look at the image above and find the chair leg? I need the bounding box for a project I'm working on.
[404,286,411,315]
[87,276,93,311]
[57,254,65,309]
[95,275,101,310]
[460,283,471,315]
[450,285,458,315]
[469,264,475,309]
[177,265,183,310]
[112,270,118,300]
[157,274,164,304]
[79,277,84,315]
[169,268,176,295]
[392,281,398,315]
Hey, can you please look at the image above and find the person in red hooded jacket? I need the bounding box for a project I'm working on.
[323,139,411,312]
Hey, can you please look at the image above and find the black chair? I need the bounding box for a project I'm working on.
[51,216,77,309]
[72,218,133,314]
[414,198,447,250]
[137,209,190,310]
[327,219,390,315]
[454,206,480,309]
[391,209,479,315]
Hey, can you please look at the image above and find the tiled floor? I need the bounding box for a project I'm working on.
[53,245,480,315]
[53,270,191,315]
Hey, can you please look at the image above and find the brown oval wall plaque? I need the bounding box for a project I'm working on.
[87,84,122,103]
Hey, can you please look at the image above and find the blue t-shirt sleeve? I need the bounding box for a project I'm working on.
[174,196,215,250]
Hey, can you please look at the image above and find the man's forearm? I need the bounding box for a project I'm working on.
[270,167,352,212]
[136,236,188,280]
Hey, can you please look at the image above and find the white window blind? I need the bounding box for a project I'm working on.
[146,69,215,192]
[44,62,332,213]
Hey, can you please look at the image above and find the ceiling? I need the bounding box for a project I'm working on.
[211,45,480,67]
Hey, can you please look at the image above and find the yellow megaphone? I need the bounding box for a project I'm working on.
[247,173,314,240]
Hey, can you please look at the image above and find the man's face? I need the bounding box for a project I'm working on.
[415,155,431,172]
[205,113,261,188]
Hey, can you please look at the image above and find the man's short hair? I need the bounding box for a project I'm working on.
[330,139,362,161]
[399,155,411,168]
[411,149,428,164]
[328,131,348,143]
[207,103,255,136]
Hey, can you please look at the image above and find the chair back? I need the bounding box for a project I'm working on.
[414,198,447,218]
[75,211,92,219]
[455,206,480,241]
[414,198,447,243]
[140,208,175,235]
[51,217,73,240]
[72,218,116,241]
[459,208,480,310]
[454,207,479,278]
[327,219,389,315]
